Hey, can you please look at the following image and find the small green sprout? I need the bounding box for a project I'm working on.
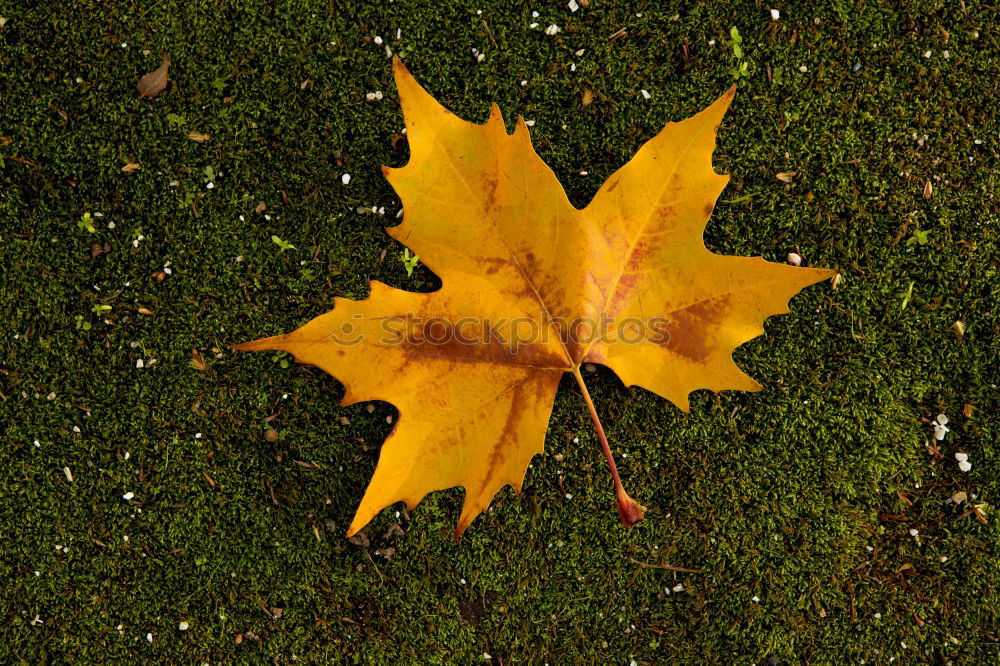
[91,304,112,316]
[271,351,290,369]
[78,212,96,233]
[726,27,751,80]
[728,26,743,59]
[271,235,295,251]
[203,165,215,183]
[74,315,91,331]
[166,113,186,127]
[900,281,915,310]
[906,229,931,246]
[400,248,420,276]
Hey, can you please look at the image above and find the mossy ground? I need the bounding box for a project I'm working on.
[2,1,998,663]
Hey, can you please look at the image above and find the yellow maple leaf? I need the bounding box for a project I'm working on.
[237,58,836,537]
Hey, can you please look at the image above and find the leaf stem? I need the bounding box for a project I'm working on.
[571,365,646,527]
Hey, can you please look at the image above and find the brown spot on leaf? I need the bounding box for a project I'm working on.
[664,295,731,362]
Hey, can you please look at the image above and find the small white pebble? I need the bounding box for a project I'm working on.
[146,633,153,643]
[341,173,351,185]
[787,252,802,266]
[460,578,467,585]
[640,89,651,100]
[955,452,968,463]
[909,528,919,537]
[936,413,949,426]
[529,22,538,29]
[63,467,73,482]
[179,621,189,631]
[923,50,932,58]
[206,182,214,190]
[374,35,383,45]
[940,556,948,562]
[708,39,716,46]
[933,423,949,441]
[770,8,780,20]
[524,119,535,127]
[958,460,972,473]
[123,491,135,500]
[751,595,760,602]
[136,359,144,369]
[545,24,561,35]
[799,65,808,73]
[875,612,882,619]
[673,583,684,592]
[568,0,579,11]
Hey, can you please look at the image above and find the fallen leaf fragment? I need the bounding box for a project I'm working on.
[137,52,170,98]
[237,58,837,538]
[582,88,594,106]
[187,132,212,143]
[923,179,933,199]
[122,162,141,173]
[190,348,208,371]
[776,171,797,182]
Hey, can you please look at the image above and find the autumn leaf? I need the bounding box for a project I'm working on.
[236,58,836,538]
[137,52,170,98]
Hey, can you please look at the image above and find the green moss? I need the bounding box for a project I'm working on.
[1,1,998,663]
